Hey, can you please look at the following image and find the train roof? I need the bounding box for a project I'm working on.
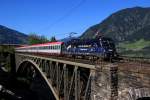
[16,42,63,49]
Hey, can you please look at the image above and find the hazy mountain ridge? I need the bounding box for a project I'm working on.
[80,7,150,57]
[0,25,28,44]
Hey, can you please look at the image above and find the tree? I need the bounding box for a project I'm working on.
[40,35,49,43]
[28,33,49,44]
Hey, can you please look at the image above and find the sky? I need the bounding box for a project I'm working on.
[0,0,150,39]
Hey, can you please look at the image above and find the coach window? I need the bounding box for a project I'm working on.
[55,46,57,49]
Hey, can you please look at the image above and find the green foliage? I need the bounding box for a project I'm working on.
[117,39,150,57]
[28,33,49,44]
[0,46,14,72]
[81,7,150,42]
[0,45,14,53]
[118,39,150,51]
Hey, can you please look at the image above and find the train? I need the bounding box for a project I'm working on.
[15,37,118,60]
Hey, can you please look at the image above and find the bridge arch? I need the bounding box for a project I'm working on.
[118,88,150,100]
[17,60,38,75]
[17,59,56,100]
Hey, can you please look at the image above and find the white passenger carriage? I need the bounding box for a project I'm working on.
[15,42,64,55]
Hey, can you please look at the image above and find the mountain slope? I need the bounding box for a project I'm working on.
[80,7,150,57]
[0,25,28,44]
[81,7,150,42]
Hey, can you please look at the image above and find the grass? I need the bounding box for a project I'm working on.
[118,39,150,51]
[117,39,150,57]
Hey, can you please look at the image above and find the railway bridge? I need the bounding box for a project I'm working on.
[15,53,150,100]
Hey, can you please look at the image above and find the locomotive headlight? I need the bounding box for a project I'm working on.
[108,49,113,51]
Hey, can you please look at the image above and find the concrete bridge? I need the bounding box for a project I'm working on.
[15,53,150,100]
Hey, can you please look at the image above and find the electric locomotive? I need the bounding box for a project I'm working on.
[63,37,118,59]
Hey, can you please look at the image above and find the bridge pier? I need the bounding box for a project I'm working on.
[91,61,150,100]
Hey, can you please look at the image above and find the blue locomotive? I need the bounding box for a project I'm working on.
[64,37,118,60]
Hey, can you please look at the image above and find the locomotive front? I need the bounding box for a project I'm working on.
[63,37,118,60]
[99,37,118,59]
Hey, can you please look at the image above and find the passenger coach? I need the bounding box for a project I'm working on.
[15,42,63,55]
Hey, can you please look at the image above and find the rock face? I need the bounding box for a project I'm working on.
[81,7,150,42]
[0,25,28,44]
